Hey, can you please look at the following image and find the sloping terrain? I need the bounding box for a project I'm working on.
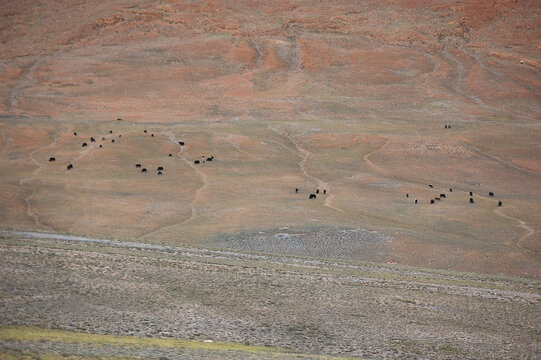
[1,232,540,359]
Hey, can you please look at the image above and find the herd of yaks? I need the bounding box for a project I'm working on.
[407,184,502,207]
[46,125,503,208]
[47,129,213,175]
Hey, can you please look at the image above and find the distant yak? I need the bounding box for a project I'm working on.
[135,164,141,168]
[406,193,409,198]
[206,157,213,162]
[178,141,185,146]
[323,189,326,195]
[102,137,105,140]
[90,137,95,142]
[430,199,435,204]
[498,201,502,207]
[119,134,122,138]
[194,160,200,164]
[74,132,77,136]
[151,134,154,137]
[309,193,317,199]
[428,184,433,188]
[295,188,299,193]
[414,198,418,204]
[435,197,441,201]
[469,198,474,203]
[111,139,115,143]
[469,191,473,196]
[489,192,494,197]
[49,157,55,162]
[440,193,446,198]
[99,145,102,148]
[157,166,164,171]
[169,154,172,157]
[144,130,147,133]
[449,188,453,192]
[109,130,113,134]
[67,164,73,170]
[141,168,147,172]
[316,189,319,194]
[157,171,163,175]
[82,143,87,147]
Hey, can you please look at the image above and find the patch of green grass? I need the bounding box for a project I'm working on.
[0,326,358,360]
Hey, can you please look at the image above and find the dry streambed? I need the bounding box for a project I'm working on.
[0,231,540,359]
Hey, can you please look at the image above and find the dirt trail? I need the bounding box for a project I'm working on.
[461,141,540,177]
[269,126,343,213]
[17,128,65,232]
[138,132,208,239]
[494,206,537,255]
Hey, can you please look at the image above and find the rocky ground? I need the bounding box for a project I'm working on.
[1,232,540,359]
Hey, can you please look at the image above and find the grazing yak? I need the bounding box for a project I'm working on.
[49,157,55,162]
[430,199,435,204]
[194,160,200,164]
[449,188,453,192]
[440,193,446,198]
[82,143,87,147]
[141,168,147,172]
[157,171,163,175]
[469,191,473,196]
[295,188,299,193]
[102,137,105,140]
[67,164,73,170]
[111,139,115,143]
[119,134,122,138]
[489,192,494,197]
[428,184,433,188]
[157,166,164,171]
[316,189,319,194]
[206,157,213,162]
[309,194,317,199]
[323,189,326,194]
[109,130,113,134]
[498,201,502,207]
[406,193,409,198]
[90,137,95,142]
[435,197,441,201]
[135,164,141,168]
[99,145,102,148]
[169,154,172,157]
[74,132,77,136]
[151,134,154,137]
[414,198,418,204]
[178,141,185,146]
[469,198,474,203]
[144,130,147,133]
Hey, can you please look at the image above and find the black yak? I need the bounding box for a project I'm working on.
[430,199,435,204]
[309,194,317,199]
[449,188,453,192]
[428,184,433,188]
[82,143,87,147]
[67,164,73,170]
[498,201,502,207]
[157,171,163,175]
[194,160,200,164]
[157,166,164,171]
[178,141,185,146]
[135,164,141,168]
[144,130,147,133]
[151,134,154,137]
[489,192,494,197]
[295,188,299,193]
[74,132,77,136]
[49,157,55,162]
[141,168,147,172]
[469,198,474,203]
[109,130,113,134]
[323,189,326,195]
[414,198,418,204]
[169,154,172,157]
[99,145,102,148]
[406,193,409,198]
[90,137,95,142]
[440,193,446,198]
[111,139,115,143]
[316,189,319,194]
[206,157,213,162]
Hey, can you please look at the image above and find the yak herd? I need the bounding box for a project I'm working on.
[409,184,502,207]
[50,126,504,210]
[52,129,208,175]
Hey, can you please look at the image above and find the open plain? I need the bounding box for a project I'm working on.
[1,0,540,358]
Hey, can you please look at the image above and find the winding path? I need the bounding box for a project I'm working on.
[269,126,343,213]
[138,133,208,239]
[494,206,537,255]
